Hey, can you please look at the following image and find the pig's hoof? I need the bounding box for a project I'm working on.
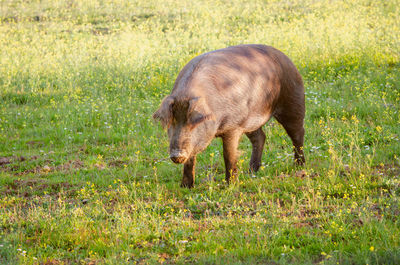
[225,175,238,184]
[295,158,305,166]
[181,179,194,188]
[249,162,261,173]
[248,167,260,174]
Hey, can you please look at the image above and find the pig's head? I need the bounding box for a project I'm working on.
[153,96,216,164]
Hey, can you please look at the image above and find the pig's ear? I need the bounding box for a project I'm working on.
[188,97,214,126]
[153,96,174,128]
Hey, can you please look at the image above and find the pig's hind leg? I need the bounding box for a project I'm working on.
[246,128,266,172]
[274,112,305,165]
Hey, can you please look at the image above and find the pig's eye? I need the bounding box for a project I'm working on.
[190,116,205,125]
[189,114,207,127]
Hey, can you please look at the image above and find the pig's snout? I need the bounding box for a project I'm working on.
[170,150,188,164]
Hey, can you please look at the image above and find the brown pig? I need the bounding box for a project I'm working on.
[153,44,305,188]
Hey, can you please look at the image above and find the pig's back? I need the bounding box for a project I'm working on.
[174,45,302,133]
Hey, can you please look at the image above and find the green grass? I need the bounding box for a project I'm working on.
[0,0,399,264]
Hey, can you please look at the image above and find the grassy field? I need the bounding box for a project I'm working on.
[0,0,399,264]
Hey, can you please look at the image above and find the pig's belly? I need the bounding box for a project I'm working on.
[241,112,272,132]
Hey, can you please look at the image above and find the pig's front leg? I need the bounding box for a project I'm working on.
[222,131,241,183]
[181,156,196,188]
